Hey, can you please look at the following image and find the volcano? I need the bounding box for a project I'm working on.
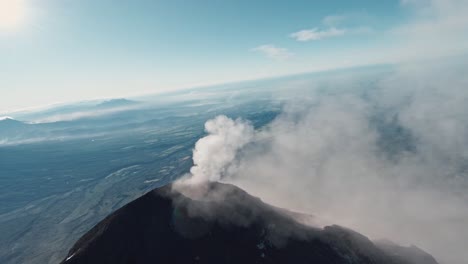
[61,182,438,264]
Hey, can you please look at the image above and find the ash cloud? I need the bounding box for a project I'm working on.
[178,59,468,264]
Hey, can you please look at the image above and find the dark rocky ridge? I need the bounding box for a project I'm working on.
[61,182,438,264]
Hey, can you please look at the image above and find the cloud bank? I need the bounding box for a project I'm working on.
[392,0,468,60]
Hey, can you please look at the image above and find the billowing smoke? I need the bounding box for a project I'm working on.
[175,0,468,262]
[179,59,468,264]
[183,115,254,185]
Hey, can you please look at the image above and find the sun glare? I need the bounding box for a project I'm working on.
[0,0,28,32]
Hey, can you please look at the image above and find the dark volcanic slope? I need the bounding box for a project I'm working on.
[61,182,438,264]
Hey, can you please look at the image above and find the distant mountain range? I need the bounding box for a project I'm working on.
[4,98,139,123]
[0,99,143,144]
[0,96,281,146]
[96,99,139,108]
[61,182,438,264]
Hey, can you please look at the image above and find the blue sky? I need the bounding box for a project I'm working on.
[1,0,467,112]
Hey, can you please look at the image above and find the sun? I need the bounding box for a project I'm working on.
[0,0,28,32]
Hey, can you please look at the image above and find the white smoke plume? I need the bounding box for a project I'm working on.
[179,59,468,264]
[175,1,468,262]
[183,115,254,185]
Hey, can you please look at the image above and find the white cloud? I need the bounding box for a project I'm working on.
[270,0,468,67]
[290,26,372,42]
[290,13,372,42]
[251,44,293,60]
[290,27,346,41]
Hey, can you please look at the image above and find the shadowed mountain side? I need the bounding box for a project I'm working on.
[61,182,438,264]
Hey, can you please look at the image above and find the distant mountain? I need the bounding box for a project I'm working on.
[0,117,29,134]
[0,116,23,124]
[61,182,438,264]
[0,118,40,144]
[96,98,139,109]
[10,98,140,124]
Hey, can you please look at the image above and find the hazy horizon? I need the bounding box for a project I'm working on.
[2,0,468,111]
